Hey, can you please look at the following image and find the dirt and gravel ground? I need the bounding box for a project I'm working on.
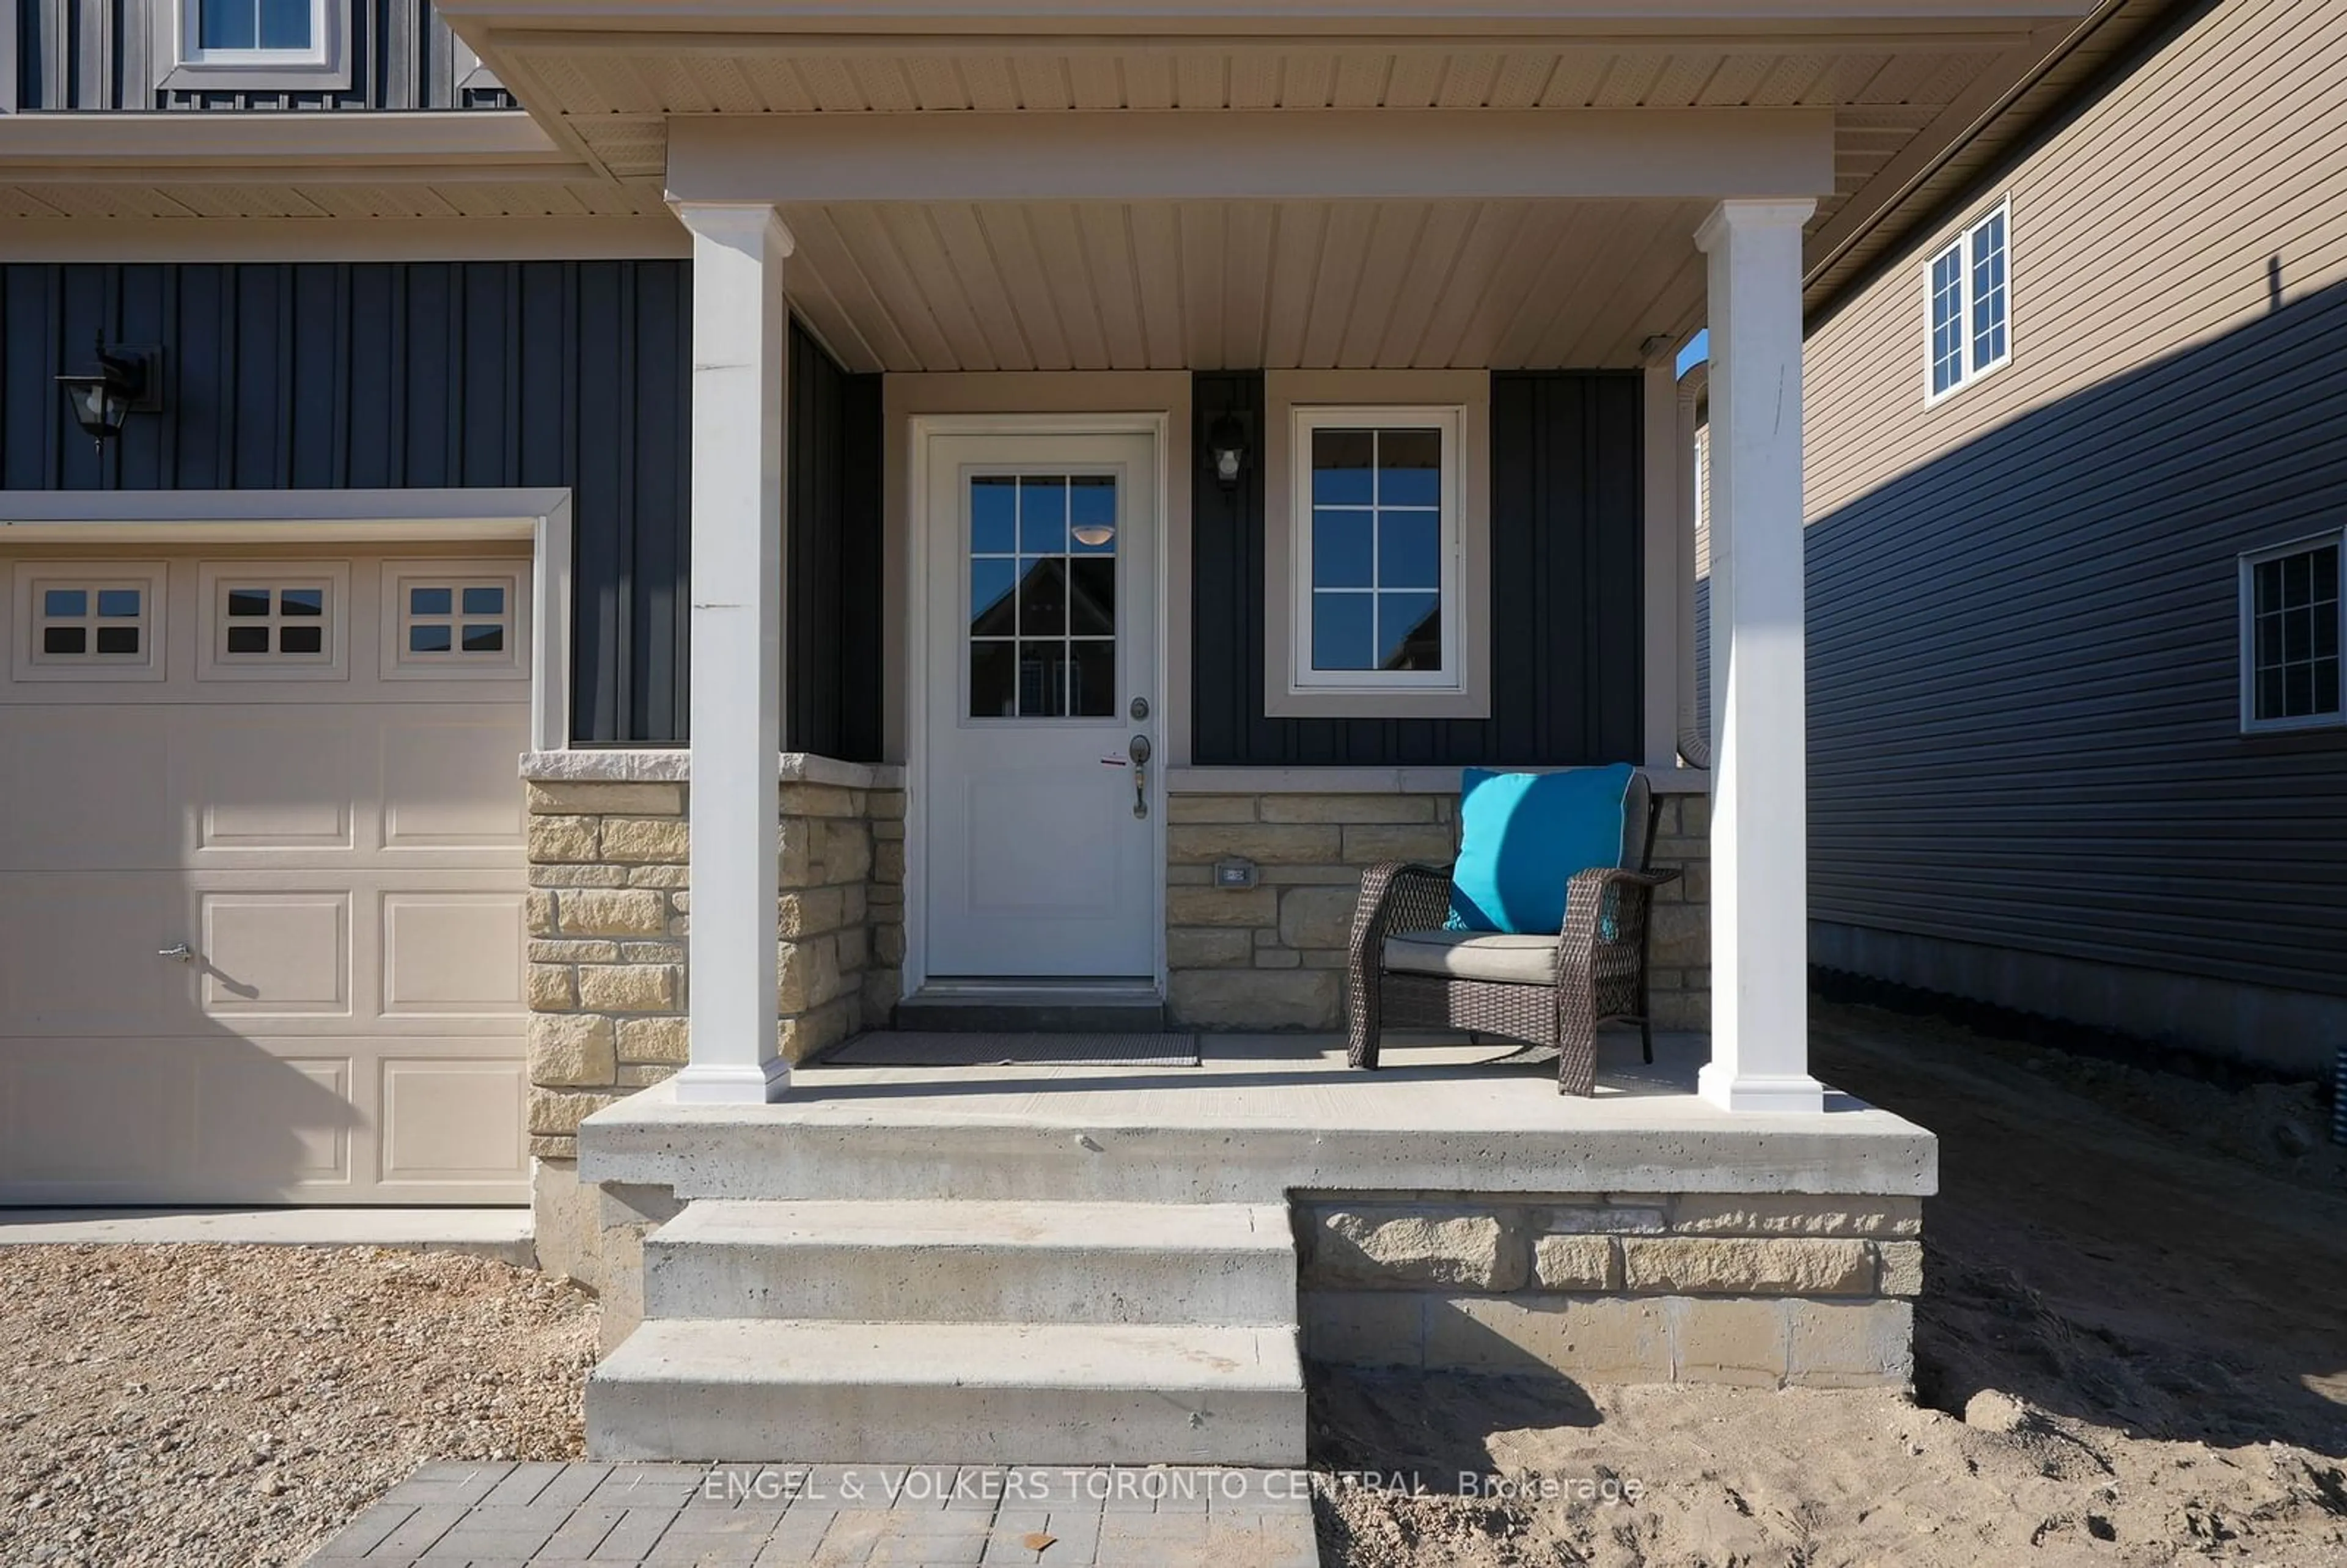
[0,1246,596,1567]
[3,999,2342,1567]
[1315,1000,2347,1566]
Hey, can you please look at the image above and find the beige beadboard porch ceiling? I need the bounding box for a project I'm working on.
[773,196,1719,372]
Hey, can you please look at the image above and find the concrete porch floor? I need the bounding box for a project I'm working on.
[578,1031,1937,1203]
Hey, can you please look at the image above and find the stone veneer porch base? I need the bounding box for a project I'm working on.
[520,750,905,1294]
[1161,774,1711,1033]
[570,1034,1932,1443]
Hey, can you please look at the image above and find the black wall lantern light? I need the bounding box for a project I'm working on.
[1207,409,1252,491]
[56,333,163,450]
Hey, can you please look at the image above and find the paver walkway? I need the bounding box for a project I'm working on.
[309,1460,1321,1567]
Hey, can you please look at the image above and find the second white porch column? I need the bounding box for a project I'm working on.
[1692,199,1826,1115]
[673,200,792,1105]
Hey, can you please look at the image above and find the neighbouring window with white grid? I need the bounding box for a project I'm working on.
[1290,408,1461,690]
[1926,200,2011,401]
[2241,536,2344,732]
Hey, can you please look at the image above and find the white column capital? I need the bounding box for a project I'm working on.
[666,197,797,257]
[1694,198,1818,253]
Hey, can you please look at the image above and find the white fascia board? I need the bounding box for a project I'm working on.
[667,108,1835,205]
[0,217,689,263]
[0,112,582,179]
[436,0,2093,34]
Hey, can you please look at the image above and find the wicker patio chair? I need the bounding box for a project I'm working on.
[1345,773,1680,1096]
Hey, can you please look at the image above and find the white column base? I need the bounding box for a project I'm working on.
[1698,1062,1827,1115]
[671,1059,794,1106]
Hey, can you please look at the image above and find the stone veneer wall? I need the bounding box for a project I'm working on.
[1165,786,1711,1032]
[521,753,904,1289]
[1300,1191,1920,1388]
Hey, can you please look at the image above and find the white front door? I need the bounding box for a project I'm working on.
[922,428,1159,979]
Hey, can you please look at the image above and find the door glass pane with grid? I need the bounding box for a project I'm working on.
[968,475,1117,720]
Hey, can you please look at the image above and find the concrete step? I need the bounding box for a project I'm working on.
[642,1198,1296,1325]
[586,1318,1306,1465]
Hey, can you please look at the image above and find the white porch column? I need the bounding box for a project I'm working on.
[672,200,792,1105]
[1692,199,1825,1114]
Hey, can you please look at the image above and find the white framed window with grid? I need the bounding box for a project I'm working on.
[2239,532,2344,734]
[1287,406,1463,693]
[1925,198,2011,404]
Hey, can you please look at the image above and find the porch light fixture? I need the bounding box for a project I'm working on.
[56,333,163,450]
[1207,411,1251,490]
[1072,522,1117,547]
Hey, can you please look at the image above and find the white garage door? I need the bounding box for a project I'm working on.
[0,544,533,1204]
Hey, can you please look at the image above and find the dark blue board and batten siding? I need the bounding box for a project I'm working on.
[1190,370,1645,767]
[13,0,511,110]
[0,260,881,753]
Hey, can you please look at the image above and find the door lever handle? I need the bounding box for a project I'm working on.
[158,942,193,962]
[1128,733,1153,819]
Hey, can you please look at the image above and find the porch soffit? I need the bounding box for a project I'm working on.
[768,196,1717,375]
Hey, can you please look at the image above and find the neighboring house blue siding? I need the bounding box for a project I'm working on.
[1190,368,1645,768]
[1807,281,2347,1016]
[13,0,512,110]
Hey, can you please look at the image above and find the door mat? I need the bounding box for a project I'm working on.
[823,1031,1202,1068]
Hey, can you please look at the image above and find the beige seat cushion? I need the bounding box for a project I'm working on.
[1384,929,1555,986]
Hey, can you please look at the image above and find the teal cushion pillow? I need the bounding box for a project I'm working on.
[1445,764,1636,936]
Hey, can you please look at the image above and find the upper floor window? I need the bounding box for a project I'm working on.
[1926,199,2011,403]
[197,0,313,53]
[2240,535,2343,733]
[155,0,350,90]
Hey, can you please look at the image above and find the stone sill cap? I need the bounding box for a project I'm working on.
[1167,766,1711,796]
[521,749,903,789]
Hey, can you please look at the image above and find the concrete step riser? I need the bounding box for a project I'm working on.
[587,1379,1306,1466]
[642,1239,1296,1325]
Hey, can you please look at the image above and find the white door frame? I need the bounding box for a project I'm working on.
[903,412,1170,996]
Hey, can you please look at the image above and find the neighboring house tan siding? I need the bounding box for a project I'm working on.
[1808,0,2347,515]
[1802,0,2347,1066]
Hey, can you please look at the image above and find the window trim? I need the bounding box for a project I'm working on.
[153,0,352,93]
[2238,530,2346,735]
[11,562,169,683]
[197,559,350,683]
[381,561,530,683]
[1263,370,1491,720]
[1922,196,2013,407]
